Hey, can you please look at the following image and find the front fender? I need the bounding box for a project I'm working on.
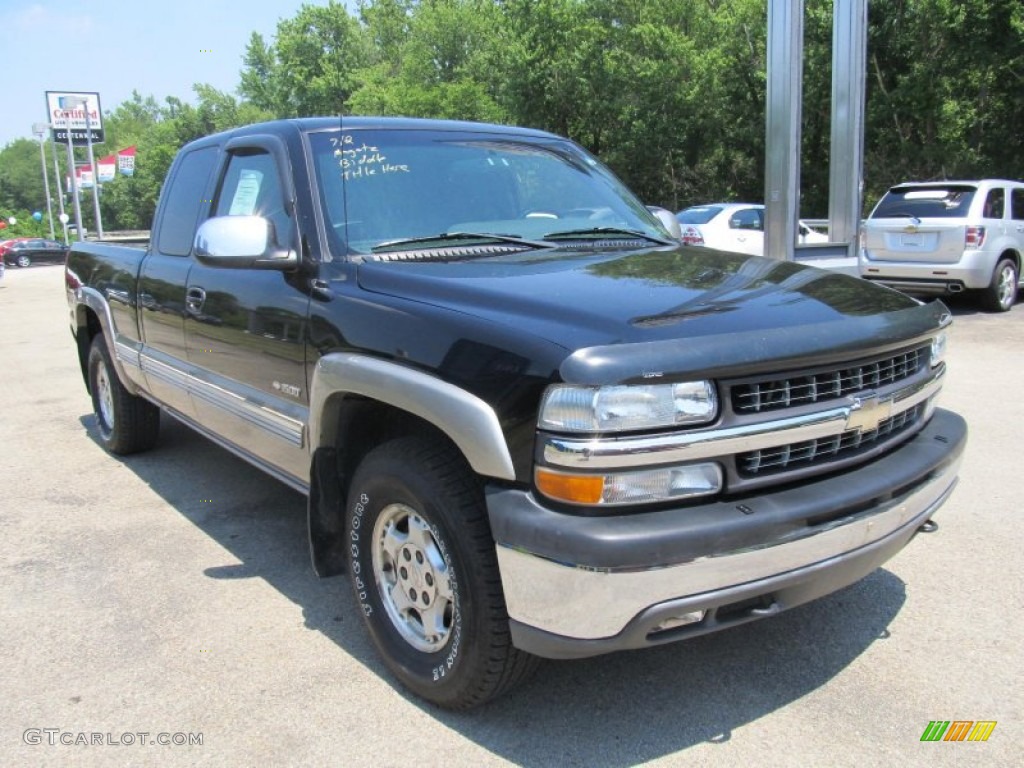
[308,353,516,482]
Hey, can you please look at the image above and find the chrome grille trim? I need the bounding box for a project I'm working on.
[732,347,928,414]
[740,403,925,475]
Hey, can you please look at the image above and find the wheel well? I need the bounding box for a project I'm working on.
[1001,250,1021,272]
[308,394,473,578]
[333,396,465,499]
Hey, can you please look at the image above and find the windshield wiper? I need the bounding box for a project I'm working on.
[370,231,550,254]
[542,226,674,245]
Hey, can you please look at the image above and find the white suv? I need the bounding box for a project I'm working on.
[859,179,1024,312]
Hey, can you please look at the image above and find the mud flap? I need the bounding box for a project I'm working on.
[308,447,346,577]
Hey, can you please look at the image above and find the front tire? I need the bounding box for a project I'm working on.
[345,437,537,709]
[15,254,31,268]
[87,336,160,454]
[980,258,1018,312]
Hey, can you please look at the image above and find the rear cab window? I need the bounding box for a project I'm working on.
[871,185,977,219]
[155,146,219,256]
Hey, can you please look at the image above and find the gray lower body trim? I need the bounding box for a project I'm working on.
[136,352,306,447]
[160,404,310,495]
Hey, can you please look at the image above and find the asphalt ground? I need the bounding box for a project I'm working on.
[0,265,1020,767]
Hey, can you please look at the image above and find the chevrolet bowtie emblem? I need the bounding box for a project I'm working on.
[846,395,893,433]
[902,216,922,233]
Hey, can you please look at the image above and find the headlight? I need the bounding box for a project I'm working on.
[930,332,947,368]
[539,381,718,432]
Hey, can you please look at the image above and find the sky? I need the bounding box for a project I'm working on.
[1,0,358,149]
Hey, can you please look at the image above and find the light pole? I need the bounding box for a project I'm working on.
[61,103,86,242]
[48,125,68,243]
[32,123,56,240]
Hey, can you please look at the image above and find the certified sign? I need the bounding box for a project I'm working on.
[45,91,104,145]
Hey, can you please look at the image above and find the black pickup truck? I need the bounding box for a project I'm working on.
[66,117,966,709]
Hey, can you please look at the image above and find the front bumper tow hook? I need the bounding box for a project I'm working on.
[918,519,939,534]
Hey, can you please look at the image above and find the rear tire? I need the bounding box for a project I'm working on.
[87,336,160,454]
[980,258,1018,312]
[16,254,31,268]
[345,436,538,709]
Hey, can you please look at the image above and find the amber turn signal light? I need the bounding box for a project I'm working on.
[534,468,604,505]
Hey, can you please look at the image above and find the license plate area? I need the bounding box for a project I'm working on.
[900,233,923,246]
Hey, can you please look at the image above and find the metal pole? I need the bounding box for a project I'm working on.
[82,105,105,239]
[64,119,86,242]
[49,130,68,243]
[764,0,804,262]
[32,123,56,240]
[828,0,868,256]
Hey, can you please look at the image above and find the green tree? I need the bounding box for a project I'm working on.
[240,1,371,116]
[864,0,1024,205]
[350,0,505,120]
[0,139,48,216]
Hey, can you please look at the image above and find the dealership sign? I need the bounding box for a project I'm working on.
[45,91,104,145]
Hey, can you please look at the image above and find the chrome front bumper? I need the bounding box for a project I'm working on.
[488,409,965,659]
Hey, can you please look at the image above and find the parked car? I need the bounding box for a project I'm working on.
[0,237,31,262]
[676,203,828,255]
[3,238,69,267]
[859,179,1024,312]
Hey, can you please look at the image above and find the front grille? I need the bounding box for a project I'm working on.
[738,402,926,476]
[732,347,928,414]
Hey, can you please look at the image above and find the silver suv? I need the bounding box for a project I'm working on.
[859,179,1024,312]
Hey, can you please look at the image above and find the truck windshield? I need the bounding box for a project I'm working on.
[307,128,667,257]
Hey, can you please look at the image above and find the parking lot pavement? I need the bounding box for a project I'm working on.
[1,266,1020,767]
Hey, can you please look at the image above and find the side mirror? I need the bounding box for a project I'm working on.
[647,206,682,241]
[194,215,297,270]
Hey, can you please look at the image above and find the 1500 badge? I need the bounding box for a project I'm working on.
[272,381,302,398]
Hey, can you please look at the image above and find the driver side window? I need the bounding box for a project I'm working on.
[214,150,292,246]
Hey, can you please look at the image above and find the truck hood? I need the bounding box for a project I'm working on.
[356,247,947,385]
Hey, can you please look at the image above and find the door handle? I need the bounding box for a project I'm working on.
[185,287,207,314]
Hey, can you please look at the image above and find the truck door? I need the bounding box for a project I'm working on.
[138,145,219,418]
[183,139,310,484]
